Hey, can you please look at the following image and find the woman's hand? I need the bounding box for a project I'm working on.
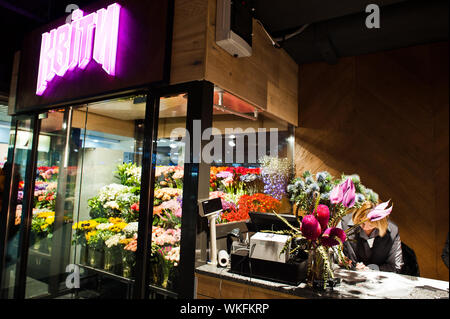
[355,262,370,271]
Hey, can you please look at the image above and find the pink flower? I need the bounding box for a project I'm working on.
[301,215,322,241]
[221,177,234,187]
[209,191,226,199]
[316,204,330,231]
[330,183,344,205]
[367,200,392,221]
[216,171,233,179]
[321,227,347,247]
[330,178,356,208]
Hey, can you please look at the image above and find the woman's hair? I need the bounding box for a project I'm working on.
[352,201,389,237]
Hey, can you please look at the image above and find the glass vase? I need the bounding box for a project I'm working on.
[150,261,159,286]
[306,247,335,290]
[32,238,41,251]
[88,247,104,269]
[160,262,170,289]
[104,248,114,272]
[122,251,135,279]
[79,245,88,265]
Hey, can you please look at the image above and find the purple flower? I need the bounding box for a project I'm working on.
[321,227,347,247]
[367,200,392,221]
[301,215,322,241]
[221,199,236,211]
[330,178,356,208]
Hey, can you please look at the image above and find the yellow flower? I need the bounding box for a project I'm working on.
[45,216,55,225]
[73,220,98,231]
[119,238,133,245]
[108,217,124,224]
[41,224,49,231]
[85,230,97,241]
[37,211,55,219]
[109,222,128,233]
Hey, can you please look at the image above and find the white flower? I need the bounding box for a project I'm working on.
[96,223,113,230]
[105,234,125,248]
[103,201,120,210]
[98,184,131,202]
[124,222,139,235]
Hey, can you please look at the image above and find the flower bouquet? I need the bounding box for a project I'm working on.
[270,177,393,290]
[150,226,181,288]
[287,171,379,217]
[30,210,55,252]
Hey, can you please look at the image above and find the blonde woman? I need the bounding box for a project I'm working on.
[340,201,404,273]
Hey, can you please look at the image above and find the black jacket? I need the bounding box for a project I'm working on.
[340,214,404,273]
[442,233,449,269]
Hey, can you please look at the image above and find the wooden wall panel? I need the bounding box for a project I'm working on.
[170,0,298,126]
[295,42,449,281]
[170,0,208,85]
[204,0,298,126]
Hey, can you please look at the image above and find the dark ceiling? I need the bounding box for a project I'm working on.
[0,0,448,99]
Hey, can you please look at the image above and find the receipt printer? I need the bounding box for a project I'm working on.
[249,232,290,263]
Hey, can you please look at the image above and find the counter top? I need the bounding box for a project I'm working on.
[195,264,449,299]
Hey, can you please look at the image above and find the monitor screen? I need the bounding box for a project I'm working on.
[200,197,223,216]
[248,212,301,232]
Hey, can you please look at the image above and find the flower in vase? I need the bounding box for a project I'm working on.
[216,171,233,179]
[321,227,347,247]
[367,200,393,221]
[330,178,356,208]
[105,234,126,248]
[131,202,139,212]
[300,215,322,241]
[165,246,180,266]
[96,223,114,231]
[316,204,330,230]
[123,222,139,236]
[221,176,234,187]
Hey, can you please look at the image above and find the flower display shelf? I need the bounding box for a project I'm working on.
[77,264,179,299]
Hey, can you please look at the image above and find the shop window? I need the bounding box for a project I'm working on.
[210,90,295,227]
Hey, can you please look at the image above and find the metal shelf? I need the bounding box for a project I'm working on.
[78,264,178,299]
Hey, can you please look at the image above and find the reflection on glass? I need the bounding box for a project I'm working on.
[1,119,32,298]
[149,94,187,292]
[72,96,144,286]
[0,104,12,168]
[26,110,69,298]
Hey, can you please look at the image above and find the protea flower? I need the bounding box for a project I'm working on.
[301,215,322,241]
[321,227,347,247]
[367,200,393,221]
[316,204,330,230]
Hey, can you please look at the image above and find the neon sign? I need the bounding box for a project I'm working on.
[36,3,121,96]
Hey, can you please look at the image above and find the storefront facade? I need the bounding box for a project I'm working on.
[0,0,298,299]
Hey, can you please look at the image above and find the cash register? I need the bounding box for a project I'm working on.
[229,212,308,286]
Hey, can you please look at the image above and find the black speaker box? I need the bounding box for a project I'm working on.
[230,250,308,286]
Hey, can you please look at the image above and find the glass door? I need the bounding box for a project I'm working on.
[1,81,214,299]
[0,117,36,298]
[1,94,149,299]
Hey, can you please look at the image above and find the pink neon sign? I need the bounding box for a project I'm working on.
[36,3,121,96]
